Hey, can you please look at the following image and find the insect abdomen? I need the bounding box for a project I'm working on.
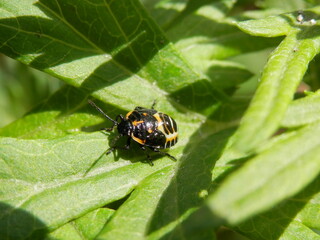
[153,112,178,149]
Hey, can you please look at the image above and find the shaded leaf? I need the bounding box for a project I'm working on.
[261,0,306,12]
[47,208,114,240]
[237,13,294,37]
[282,90,320,127]
[0,133,175,238]
[97,166,174,240]
[0,85,90,139]
[231,7,320,152]
[0,0,230,118]
[234,175,320,240]
[208,122,320,224]
[144,127,235,240]
[3,0,320,240]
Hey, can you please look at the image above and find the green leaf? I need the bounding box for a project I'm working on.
[0,85,90,139]
[204,60,253,90]
[231,7,320,152]
[0,0,170,91]
[143,127,235,240]
[0,2,239,237]
[4,0,320,239]
[0,0,231,117]
[237,13,294,37]
[0,121,234,239]
[261,0,306,12]
[234,176,320,240]
[47,208,114,240]
[165,1,281,62]
[207,122,320,224]
[0,133,176,239]
[0,57,61,128]
[235,208,320,240]
[97,166,174,240]
[295,179,320,232]
[282,90,320,127]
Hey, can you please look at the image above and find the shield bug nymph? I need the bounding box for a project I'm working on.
[88,100,178,165]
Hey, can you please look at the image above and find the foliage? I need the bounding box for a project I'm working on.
[1,0,320,239]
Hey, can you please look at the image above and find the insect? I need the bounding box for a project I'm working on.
[88,100,178,165]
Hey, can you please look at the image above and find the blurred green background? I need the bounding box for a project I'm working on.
[0,54,61,128]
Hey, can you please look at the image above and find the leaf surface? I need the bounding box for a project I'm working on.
[208,122,320,224]
[231,6,320,152]
[282,90,320,127]
[0,133,176,239]
[0,0,241,239]
[47,208,114,240]
[3,1,320,240]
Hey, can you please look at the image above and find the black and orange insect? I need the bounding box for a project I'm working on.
[88,100,178,165]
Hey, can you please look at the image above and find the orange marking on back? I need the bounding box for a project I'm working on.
[165,133,178,142]
[132,120,144,126]
[153,113,165,133]
[131,135,146,145]
[153,113,162,123]
[126,110,133,119]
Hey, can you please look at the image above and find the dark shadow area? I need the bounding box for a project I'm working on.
[0,202,49,240]
[208,97,250,122]
[82,129,165,169]
[206,64,253,91]
[0,84,127,138]
[164,10,282,58]
[169,78,250,121]
[104,194,132,211]
[146,122,236,237]
[0,16,96,70]
[305,53,320,90]
[169,79,227,114]
[85,130,172,168]
[160,205,224,240]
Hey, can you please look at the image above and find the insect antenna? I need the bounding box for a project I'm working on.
[151,99,157,109]
[88,100,118,126]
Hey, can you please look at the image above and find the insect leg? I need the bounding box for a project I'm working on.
[101,126,115,132]
[125,137,131,150]
[139,145,154,166]
[151,148,177,161]
[115,114,125,121]
[101,114,124,132]
[106,146,116,155]
[106,136,131,155]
